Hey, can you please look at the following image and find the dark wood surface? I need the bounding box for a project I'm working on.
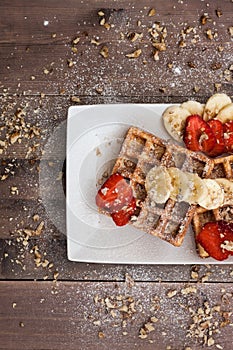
[0,1,233,349]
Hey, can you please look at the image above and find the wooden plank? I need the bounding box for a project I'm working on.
[0,159,66,201]
[1,237,233,282]
[0,0,232,45]
[0,0,232,96]
[0,281,233,349]
[0,199,66,238]
[0,41,232,97]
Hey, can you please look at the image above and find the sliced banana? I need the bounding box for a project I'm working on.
[167,167,191,201]
[181,100,204,117]
[162,105,190,142]
[184,172,208,205]
[145,165,172,203]
[215,178,233,205]
[203,93,232,121]
[197,179,224,209]
[216,103,233,123]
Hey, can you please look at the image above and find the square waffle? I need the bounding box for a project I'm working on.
[192,154,233,258]
[111,127,214,246]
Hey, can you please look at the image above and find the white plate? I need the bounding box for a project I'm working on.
[66,104,233,264]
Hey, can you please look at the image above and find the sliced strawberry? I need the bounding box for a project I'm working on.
[223,120,233,153]
[207,119,225,157]
[111,197,136,226]
[96,173,133,213]
[183,115,216,153]
[196,221,233,261]
[218,221,233,256]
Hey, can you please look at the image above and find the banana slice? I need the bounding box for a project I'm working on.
[162,106,190,142]
[216,103,233,123]
[203,93,232,121]
[181,100,204,117]
[184,172,208,204]
[145,165,172,203]
[197,179,224,209]
[167,167,191,201]
[215,178,233,205]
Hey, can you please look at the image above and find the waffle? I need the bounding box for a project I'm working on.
[111,127,214,246]
[192,154,233,258]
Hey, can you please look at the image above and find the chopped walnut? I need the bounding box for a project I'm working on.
[139,316,158,339]
[148,8,156,17]
[98,10,105,17]
[152,42,166,51]
[99,18,105,26]
[179,40,186,47]
[181,286,197,295]
[200,14,210,25]
[214,83,222,91]
[127,32,143,42]
[211,62,222,70]
[72,37,80,45]
[98,331,105,339]
[67,59,75,67]
[10,132,20,144]
[166,289,177,298]
[206,29,213,40]
[229,27,233,36]
[91,38,100,46]
[70,96,81,103]
[126,49,142,58]
[216,9,223,17]
[153,50,159,61]
[100,46,109,58]
[188,61,196,68]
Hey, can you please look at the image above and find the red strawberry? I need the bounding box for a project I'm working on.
[183,115,216,153]
[223,120,233,153]
[207,119,225,157]
[111,197,136,226]
[196,221,233,261]
[96,173,133,213]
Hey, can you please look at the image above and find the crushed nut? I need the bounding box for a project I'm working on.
[72,37,80,45]
[148,8,156,17]
[98,10,105,17]
[98,331,105,339]
[152,42,166,51]
[216,9,222,17]
[126,49,142,58]
[100,46,109,58]
[70,96,81,103]
[181,286,197,295]
[206,29,213,40]
[127,32,143,42]
[229,27,233,36]
[167,290,177,298]
[99,18,106,26]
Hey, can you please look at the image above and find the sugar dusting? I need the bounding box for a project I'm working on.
[0,2,233,346]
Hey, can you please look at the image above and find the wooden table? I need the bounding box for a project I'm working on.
[0,1,233,349]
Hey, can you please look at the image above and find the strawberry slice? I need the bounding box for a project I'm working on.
[183,115,216,153]
[223,120,233,153]
[196,221,233,261]
[96,173,133,213]
[111,197,136,226]
[207,119,225,157]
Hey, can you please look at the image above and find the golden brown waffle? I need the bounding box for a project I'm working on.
[192,154,233,258]
[111,127,214,246]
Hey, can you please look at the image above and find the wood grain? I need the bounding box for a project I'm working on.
[0,281,233,350]
[1,1,233,348]
[0,0,233,96]
[1,237,233,282]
